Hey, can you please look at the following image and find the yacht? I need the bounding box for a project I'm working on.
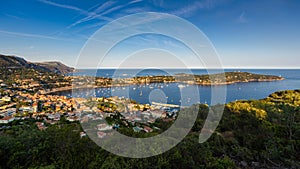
[178,84,185,89]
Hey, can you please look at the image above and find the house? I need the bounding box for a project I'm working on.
[19,107,34,114]
[0,96,11,102]
[141,111,150,118]
[53,113,61,121]
[47,114,55,119]
[66,116,79,122]
[97,123,112,131]
[133,126,143,132]
[97,131,107,138]
[161,112,167,118]
[0,116,15,124]
[150,110,164,119]
[134,117,142,122]
[80,132,87,138]
[0,83,7,88]
[36,122,47,130]
[143,126,153,133]
[5,108,16,117]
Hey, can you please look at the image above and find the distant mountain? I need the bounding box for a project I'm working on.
[0,54,29,67]
[34,61,74,75]
[0,54,74,74]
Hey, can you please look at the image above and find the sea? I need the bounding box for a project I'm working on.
[60,69,300,106]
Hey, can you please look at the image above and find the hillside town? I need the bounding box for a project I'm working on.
[0,64,284,139]
[0,76,178,137]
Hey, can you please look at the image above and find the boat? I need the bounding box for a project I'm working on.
[139,90,143,96]
[178,84,185,89]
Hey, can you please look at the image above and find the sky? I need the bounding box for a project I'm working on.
[0,0,300,68]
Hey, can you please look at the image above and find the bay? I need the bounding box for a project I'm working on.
[62,69,300,106]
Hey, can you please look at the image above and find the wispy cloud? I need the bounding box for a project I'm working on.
[38,0,112,21]
[66,1,117,29]
[0,29,63,40]
[129,0,143,4]
[238,11,248,23]
[39,0,143,30]
[67,0,144,29]
[38,0,87,14]
[38,0,149,38]
[4,13,24,20]
[171,0,224,17]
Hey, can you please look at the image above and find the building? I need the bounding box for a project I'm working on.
[143,126,153,133]
[80,132,87,138]
[35,122,47,130]
[0,116,15,124]
[5,108,16,117]
[66,116,79,122]
[97,123,112,131]
[0,96,11,102]
[19,107,34,114]
[133,126,143,132]
[97,131,106,138]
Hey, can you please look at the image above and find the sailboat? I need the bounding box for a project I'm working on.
[139,90,143,96]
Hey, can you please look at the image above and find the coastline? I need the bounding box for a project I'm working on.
[41,76,284,95]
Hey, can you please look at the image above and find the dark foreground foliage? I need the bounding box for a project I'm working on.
[0,90,300,169]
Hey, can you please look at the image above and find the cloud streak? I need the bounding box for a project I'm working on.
[171,0,224,17]
[4,13,24,20]
[67,0,144,29]
[66,1,116,29]
[39,0,144,29]
[38,0,87,14]
[0,29,64,40]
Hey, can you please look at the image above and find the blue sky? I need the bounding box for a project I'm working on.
[0,0,299,68]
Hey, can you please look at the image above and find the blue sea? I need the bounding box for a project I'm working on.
[64,69,300,106]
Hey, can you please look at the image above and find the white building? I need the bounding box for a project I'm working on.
[97,123,112,131]
[0,116,15,124]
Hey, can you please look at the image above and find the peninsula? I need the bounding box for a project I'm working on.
[47,71,284,94]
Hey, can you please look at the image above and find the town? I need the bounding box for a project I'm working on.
[0,65,284,139]
[0,74,178,138]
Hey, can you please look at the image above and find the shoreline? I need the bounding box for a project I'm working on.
[41,77,284,95]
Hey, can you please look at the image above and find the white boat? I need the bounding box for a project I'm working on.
[178,84,185,88]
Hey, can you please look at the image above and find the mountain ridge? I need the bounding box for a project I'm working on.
[0,54,74,74]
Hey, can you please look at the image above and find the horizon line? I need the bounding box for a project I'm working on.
[72,67,300,70]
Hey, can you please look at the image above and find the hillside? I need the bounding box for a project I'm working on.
[0,54,74,74]
[34,61,74,75]
[0,54,29,67]
[0,89,299,168]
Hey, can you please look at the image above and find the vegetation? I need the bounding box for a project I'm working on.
[0,67,71,93]
[96,71,283,86]
[0,90,299,168]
